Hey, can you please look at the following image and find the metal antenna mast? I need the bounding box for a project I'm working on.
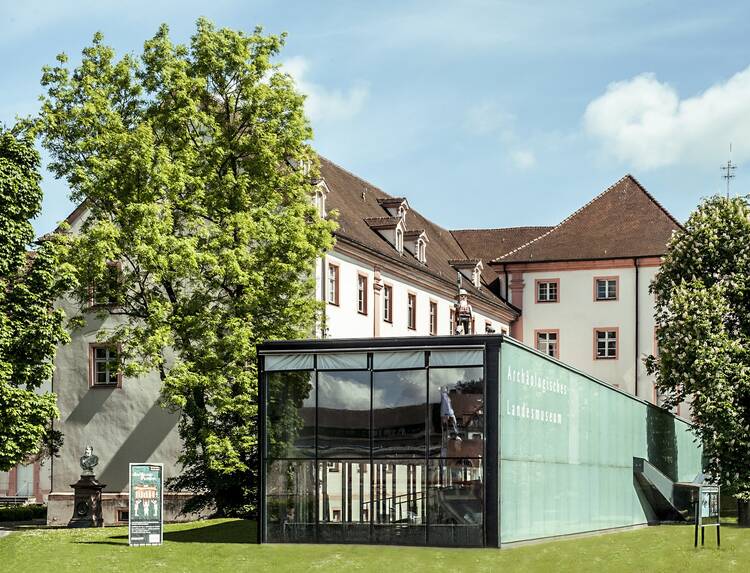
[721,143,736,198]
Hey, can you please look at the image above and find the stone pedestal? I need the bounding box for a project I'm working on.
[68,475,106,528]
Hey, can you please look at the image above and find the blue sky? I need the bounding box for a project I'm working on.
[3,1,750,236]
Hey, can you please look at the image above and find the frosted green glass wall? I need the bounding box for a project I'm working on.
[499,341,702,544]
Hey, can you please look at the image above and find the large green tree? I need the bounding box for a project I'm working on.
[647,195,750,520]
[35,19,335,515]
[0,128,72,471]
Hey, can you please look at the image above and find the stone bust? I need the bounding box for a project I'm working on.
[79,446,99,476]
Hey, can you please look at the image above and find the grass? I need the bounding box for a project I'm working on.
[0,519,747,572]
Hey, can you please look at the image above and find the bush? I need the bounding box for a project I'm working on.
[0,504,47,522]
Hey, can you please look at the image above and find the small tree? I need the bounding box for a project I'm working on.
[0,128,72,471]
[35,20,335,516]
[647,195,750,523]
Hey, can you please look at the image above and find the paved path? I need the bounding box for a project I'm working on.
[0,528,12,539]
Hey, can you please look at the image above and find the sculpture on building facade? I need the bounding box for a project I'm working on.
[454,288,473,335]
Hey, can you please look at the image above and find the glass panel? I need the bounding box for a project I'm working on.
[318,371,371,458]
[372,351,424,370]
[371,461,426,545]
[318,460,372,543]
[267,371,315,459]
[430,349,483,367]
[373,370,427,458]
[317,352,368,370]
[264,353,314,371]
[428,367,485,458]
[427,458,483,546]
[266,460,316,543]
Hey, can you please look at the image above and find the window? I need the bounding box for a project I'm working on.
[535,279,559,303]
[396,229,404,254]
[383,285,393,323]
[449,308,455,334]
[472,267,481,288]
[595,328,618,359]
[595,277,618,301]
[89,344,121,387]
[357,274,368,315]
[535,330,559,358]
[90,261,122,307]
[429,301,438,335]
[115,509,129,523]
[327,263,339,305]
[416,239,427,264]
[407,293,417,330]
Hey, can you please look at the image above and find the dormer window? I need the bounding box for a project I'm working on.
[313,180,330,218]
[396,228,404,254]
[416,239,426,264]
[449,259,483,290]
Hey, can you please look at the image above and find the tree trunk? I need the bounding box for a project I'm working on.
[738,499,750,527]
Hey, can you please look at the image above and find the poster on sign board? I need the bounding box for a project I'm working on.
[128,463,163,546]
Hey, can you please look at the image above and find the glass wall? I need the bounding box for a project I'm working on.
[263,349,486,546]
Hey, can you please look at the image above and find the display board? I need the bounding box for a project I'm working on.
[499,341,703,544]
[128,463,164,546]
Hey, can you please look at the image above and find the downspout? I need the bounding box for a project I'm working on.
[321,256,327,339]
[634,257,639,398]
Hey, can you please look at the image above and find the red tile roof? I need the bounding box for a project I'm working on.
[319,156,515,313]
[493,175,681,263]
[451,226,552,263]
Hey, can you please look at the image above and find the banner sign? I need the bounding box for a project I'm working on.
[128,463,164,546]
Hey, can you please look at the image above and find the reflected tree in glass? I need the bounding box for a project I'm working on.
[267,371,315,459]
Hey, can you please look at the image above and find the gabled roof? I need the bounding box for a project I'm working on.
[493,175,681,263]
[451,226,552,262]
[319,156,516,313]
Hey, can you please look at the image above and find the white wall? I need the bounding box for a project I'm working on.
[519,265,658,398]
[324,251,509,339]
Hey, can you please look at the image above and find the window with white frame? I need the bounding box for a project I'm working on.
[396,229,404,254]
[536,331,559,358]
[416,239,426,264]
[472,267,481,288]
[357,274,368,314]
[536,280,559,302]
[429,301,438,335]
[595,329,618,359]
[407,293,416,330]
[595,278,618,301]
[90,345,120,387]
[327,263,339,305]
[383,285,393,323]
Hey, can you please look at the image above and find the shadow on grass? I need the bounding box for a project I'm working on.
[76,520,257,545]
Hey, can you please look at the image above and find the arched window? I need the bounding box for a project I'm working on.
[396,229,403,254]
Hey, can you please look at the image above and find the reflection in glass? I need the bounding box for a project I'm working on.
[373,370,427,457]
[266,460,316,542]
[371,461,426,545]
[318,460,372,543]
[318,371,371,457]
[267,371,315,459]
[427,458,483,546]
[428,368,485,458]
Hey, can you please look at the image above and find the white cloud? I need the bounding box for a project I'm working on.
[584,68,750,169]
[464,102,515,138]
[282,56,368,123]
[510,149,536,169]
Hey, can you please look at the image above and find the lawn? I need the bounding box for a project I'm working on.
[0,519,746,573]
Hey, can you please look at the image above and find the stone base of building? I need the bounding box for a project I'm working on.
[47,491,206,526]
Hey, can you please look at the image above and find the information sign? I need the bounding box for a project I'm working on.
[128,463,164,546]
[694,484,720,547]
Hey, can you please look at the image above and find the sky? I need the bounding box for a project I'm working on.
[3,0,750,236]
